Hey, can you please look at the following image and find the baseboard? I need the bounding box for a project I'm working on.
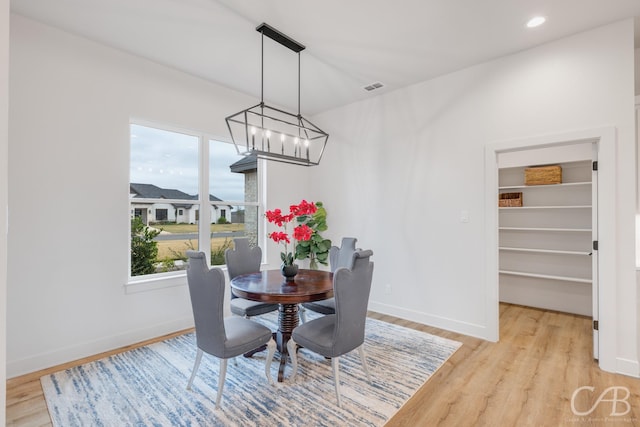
[368,301,491,341]
[7,316,194,378]
[616,357,640,378]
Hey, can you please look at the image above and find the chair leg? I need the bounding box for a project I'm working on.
[265,338,276,385]
[358,345,372,383]
[332,356,342,408]
[215,358,228,409]
[287,338,298,380]
[186,349,203,390]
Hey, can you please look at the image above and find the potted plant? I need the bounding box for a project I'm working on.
[265,200,331,278]
[294,201,331,269]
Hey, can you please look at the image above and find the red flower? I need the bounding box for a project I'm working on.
[291,200,317,216]
[265,208,294,227]
[269,231,290,244]
[265,208,282,223]
[265,200,324,266]
[293,224,313,241]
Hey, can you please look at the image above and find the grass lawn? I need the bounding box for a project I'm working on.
[156,236,233,261]
[153,222,244,261]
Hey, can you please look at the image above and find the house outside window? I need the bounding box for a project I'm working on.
[155,208,168,221]
[129,122,261,282]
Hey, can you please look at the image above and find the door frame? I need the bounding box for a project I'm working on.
[484,127,616,371]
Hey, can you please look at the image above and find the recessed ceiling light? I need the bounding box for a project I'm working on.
[527,16,546,28]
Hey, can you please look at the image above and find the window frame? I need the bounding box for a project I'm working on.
[127,119,264,293]
[155,208,168,221]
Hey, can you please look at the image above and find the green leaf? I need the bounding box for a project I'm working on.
[317,240,331,251]
[286,200,331,266]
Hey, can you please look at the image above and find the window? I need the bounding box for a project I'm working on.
[129,122,261,282]
[155,209,168,221]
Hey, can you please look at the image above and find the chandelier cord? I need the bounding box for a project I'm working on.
[261,31,265,130]
[298,52,301,117]
[261,32,264,105]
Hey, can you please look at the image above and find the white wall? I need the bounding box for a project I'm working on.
[8,13,639,379]
[311,20,638,375]
[1,0,9,419]
[635,48,640,95]
[7,15,306,377]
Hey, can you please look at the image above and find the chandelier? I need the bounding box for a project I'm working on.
[225,23,329,166]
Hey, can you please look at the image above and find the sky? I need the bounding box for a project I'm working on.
[130,124,245,201]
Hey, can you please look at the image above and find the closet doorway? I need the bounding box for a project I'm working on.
[484,127,616,369]
[497,143,598,358]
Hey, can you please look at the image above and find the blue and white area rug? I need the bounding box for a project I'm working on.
[41,314,461,426]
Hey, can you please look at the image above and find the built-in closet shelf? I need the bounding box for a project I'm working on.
[499,182,591,190]
[499,247,591,256]
[499,205,591,210]
[499,227,591,232]
[499,270,592,284]
[498,159,593,315]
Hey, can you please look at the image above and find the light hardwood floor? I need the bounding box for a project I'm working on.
[6,303,640,426]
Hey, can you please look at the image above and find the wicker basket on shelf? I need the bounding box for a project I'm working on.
[524,165,562,185]
[498,192,523,207]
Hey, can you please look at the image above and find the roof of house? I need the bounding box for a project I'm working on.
[229,155,257,174]
[130,183,192,200]
[130,183,223,204]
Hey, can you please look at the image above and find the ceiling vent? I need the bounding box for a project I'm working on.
[364,82,384,92]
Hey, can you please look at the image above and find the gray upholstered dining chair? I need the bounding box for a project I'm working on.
[287,249,374,408]
[300,237,359,323]
[225,237,278,318]
[185,250,276,409]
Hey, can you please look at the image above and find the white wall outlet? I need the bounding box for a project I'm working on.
[384,283,392,294]
[460,209,470,223]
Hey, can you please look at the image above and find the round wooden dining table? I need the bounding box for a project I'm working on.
[230,269,333,382]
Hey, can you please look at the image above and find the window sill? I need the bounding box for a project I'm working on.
[125,263,275,294]
[125,271,189,294]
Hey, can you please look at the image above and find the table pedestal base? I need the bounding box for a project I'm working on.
[230,269,333,382]
[242,304,299,382]
[275,303,299,382]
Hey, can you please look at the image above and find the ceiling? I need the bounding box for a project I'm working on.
[10,0,640,115]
